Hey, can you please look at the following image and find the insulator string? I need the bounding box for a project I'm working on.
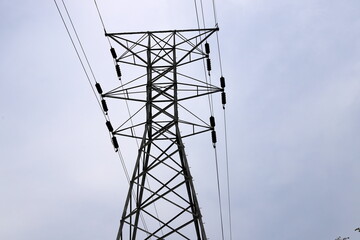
[193,1,227,239]
[93,1,161,235]
[210,0,233,238]
[193,0,214,117]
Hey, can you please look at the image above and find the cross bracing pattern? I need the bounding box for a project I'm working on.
[104,28,222,141]
[101,28,222,239]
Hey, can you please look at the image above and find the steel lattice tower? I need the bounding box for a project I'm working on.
[101,27,222,239]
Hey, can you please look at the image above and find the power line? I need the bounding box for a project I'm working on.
[213,146,225,240]
[117,150,150,235]
[211,0,224,76]
[54,0,106,119]
[193,0,201,29]
[193,1,226,240]
[223,109,233,240]
[211,0,219,25]
[61,0,98,85]
[193,0,215,117]
[56,1,231,238]
[209,0,233,239]
[54,1,151,234]
[92,1,162,235]
[200,0,207,28]
[93,0,112,47]
[93,0,107,32]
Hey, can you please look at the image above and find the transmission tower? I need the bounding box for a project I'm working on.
[99,27,224,239]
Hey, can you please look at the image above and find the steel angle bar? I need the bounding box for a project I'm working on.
[175,47,204,56]
[109,34,148,52]
[151,103,175,120]
[177,81,220,90]
[181,128,213,139]
[146,151,181,175]
[138,178,188,210]
[178,103,211,125]
[176,56,207,66]
[105,27,218,36]
[151,67,174,82]
[175,30,218,65]
[175,29,216,47]
[118,48,147,62]
[150,31,174,49]
[138,179,187,212]
[142,207,191,240]
[160,219,197,239]
[151,85,174,101]
[146,172,189,205]
[130,149,180,183]
[120,220,155,237]
[117,60,147,68]
[151,121,176,139]
[178,120,210,129]
[108,35,148,65]
[116,105,146,129]
[176,71,218,86]
[178,89,223,101]
[103,95,147,103]
[151,141,182,168]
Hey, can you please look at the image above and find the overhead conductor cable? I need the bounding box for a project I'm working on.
[211,0,233,239]
[194,1,226,240]
[93,0,157,234]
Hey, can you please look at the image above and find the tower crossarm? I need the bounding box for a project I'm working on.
[103,80,222,102]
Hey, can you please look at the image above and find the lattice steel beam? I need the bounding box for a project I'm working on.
[103,28,220,240]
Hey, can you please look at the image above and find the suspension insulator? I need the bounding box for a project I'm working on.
[206,58,212,71]
[110,47,117,59]
[115,64,122,78]
[101,99,108,113]
[210,116,216,128]
[95,82,103,94]
[205,42,210,54]
[112,136,119,149]
[211,130,217,144]
[221,92,227,106]
[106,121,113,133]
[220,76,226,89]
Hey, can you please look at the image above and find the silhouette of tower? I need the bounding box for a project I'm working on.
[102,27,222,239]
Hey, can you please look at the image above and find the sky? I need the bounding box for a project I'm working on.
[1,0,360,239]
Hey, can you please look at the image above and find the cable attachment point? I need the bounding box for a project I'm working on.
[110,47,117,59]
[221,92,226,109]
[101,99,108,113]
[205,42,210,55]
[211,130,217,147]
[115,64,122,79]
[95,82,103,94]
[112,136,119,152]
[210,116,216,128]
[106,120,114,133]
[220,76,226,89]
[206,58,212,72]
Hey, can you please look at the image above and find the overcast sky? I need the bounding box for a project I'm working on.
[1,0,360,239]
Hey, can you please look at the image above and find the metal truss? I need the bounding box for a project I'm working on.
[103,27,221,239]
